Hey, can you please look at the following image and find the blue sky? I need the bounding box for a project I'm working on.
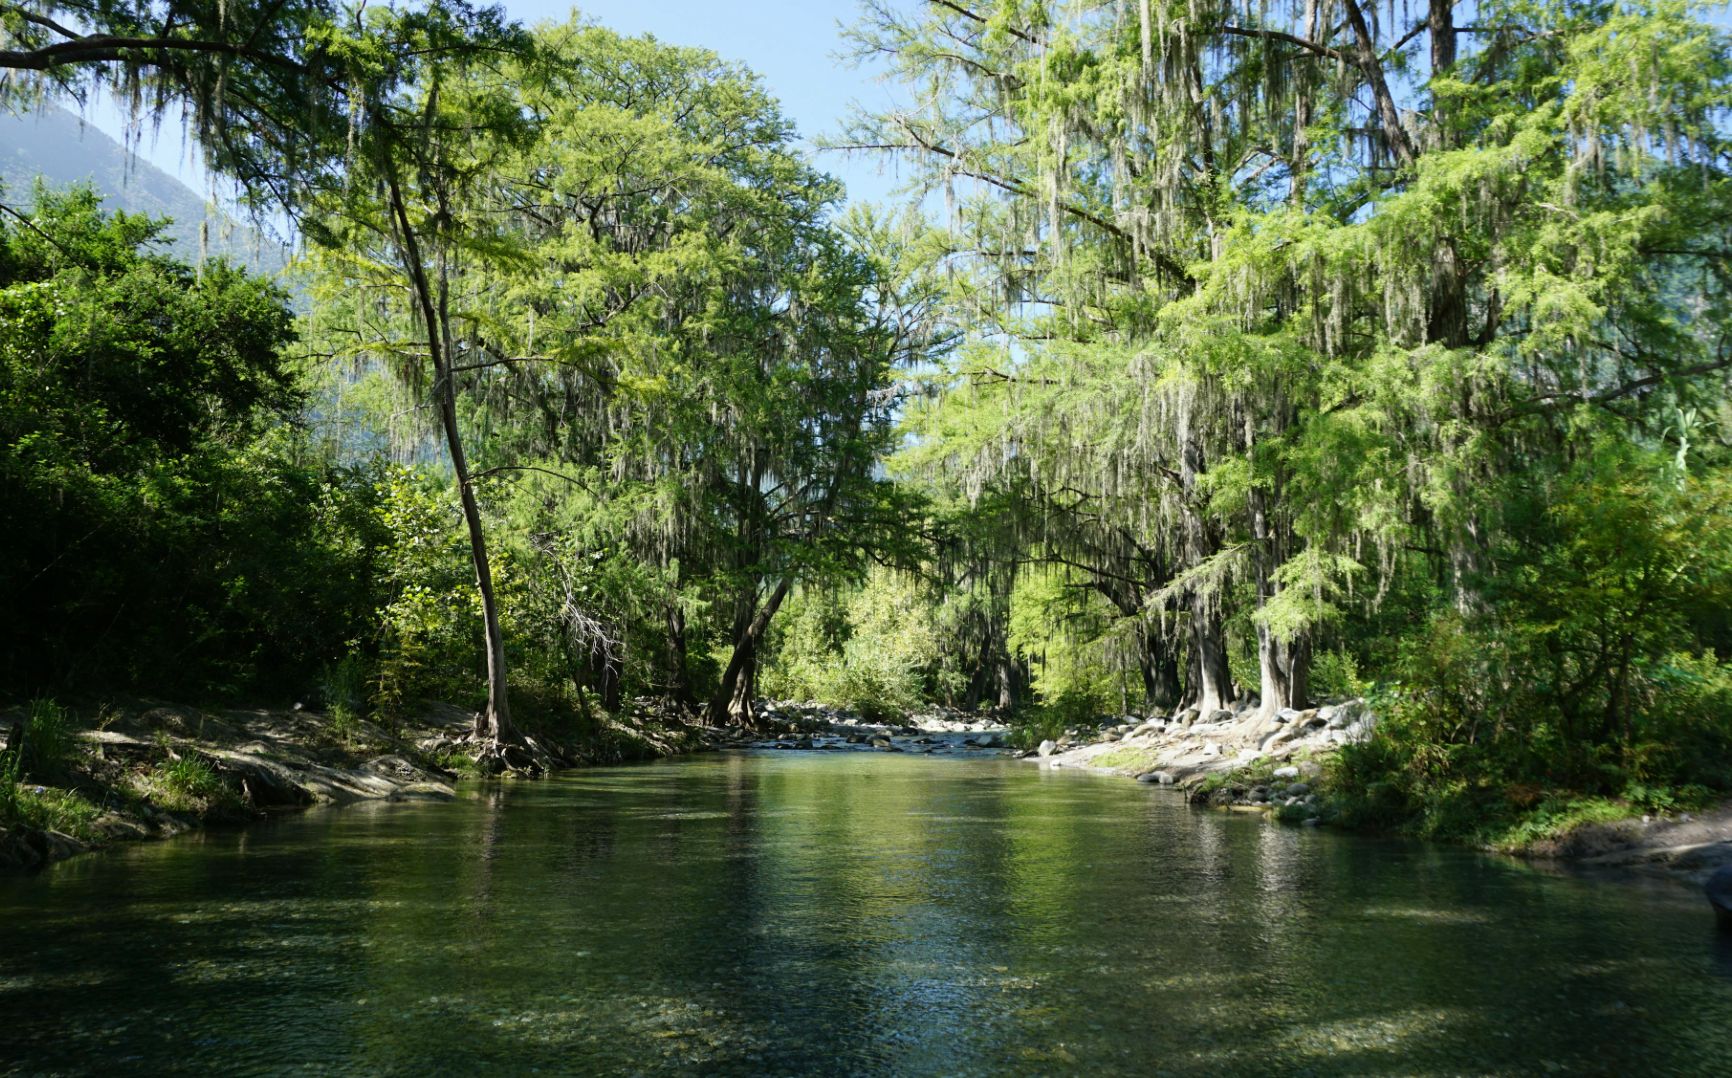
[81,0,908,211]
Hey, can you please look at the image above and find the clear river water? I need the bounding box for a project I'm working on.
[3,752,1730,1077]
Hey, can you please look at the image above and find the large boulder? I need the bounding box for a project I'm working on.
[218,755,313,808]
[1710,864,1732,930]
[0,827,85,871]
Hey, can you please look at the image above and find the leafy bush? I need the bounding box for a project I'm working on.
[1325,451,1732,846]
[0,189,389,702]
[1008,566,1123,716]
[1309,649,1368,700]
[761,569,939,720]
[1,699,97,837]
[0,784,101,841]
[7,699,75,784]
[147,752,246,816]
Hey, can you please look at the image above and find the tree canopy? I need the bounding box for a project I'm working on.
[4,0,1730,830]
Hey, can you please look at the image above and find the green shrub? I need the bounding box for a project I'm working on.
[1,784,101,841]
[5,699,75,785]
[146,752,246,816]
[760,570,938,720]
[1310,649,1368,699]
[1005,689,1106,748]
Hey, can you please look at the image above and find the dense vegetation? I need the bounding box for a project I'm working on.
[3,0,1731,845]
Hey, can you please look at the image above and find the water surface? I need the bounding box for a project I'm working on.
[3,753,1729,1077]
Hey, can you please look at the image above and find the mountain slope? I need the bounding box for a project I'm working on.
[0,106,288,277]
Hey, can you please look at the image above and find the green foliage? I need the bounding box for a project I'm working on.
[319,653,373,733]
[4,699,75,785]
[762,569,941,720]
[1005,709,1069,751]
[847,0,1732,841]
[145,751,246,817]
[1008,566,1130,717]
[1330,556,1732,845]
[1309,650,1368,701]
[0,189,388,701]
[1,700,96,837]
[370,467,487,720]
[0,783,101,842]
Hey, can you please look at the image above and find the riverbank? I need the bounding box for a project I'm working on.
[1026,698,1732,884]
[697,701,1014,754]
[0,698,704,871]
[10,693,1728,887]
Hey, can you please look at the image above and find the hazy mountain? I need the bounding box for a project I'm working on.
[0,105,289,277]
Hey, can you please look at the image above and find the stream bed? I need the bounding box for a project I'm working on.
[3,752,1729,1077]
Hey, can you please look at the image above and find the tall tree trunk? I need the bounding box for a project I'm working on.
[1138,623,1182,712]
[1247,480,1313,715]
[1430,0,1457,85]
[1424,0,1468,347]
[1249,483,1287,715]
[666,602,695,714]
[384,172,515,746]
[708,577,793,727]
[1186,608,1234,716]
[1343,0,1416,168]
[1288,0,1318,205]
[1180,433,1234,715]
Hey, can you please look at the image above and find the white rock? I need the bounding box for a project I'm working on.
[1274,766,1300,779]
[1037,739,1057,757]
[1202,742,1223,757]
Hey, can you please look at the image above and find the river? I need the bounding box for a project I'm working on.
[3,753,1729,1077]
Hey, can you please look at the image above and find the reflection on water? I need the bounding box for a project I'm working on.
[2,753,1727,1077]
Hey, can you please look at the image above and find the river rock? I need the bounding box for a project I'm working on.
[794,738,814,749]
[93,814,151,840]
[1273,766,1299,779]
[0,827,86,870]
[1037,740,1057,757]
[1202,742,1223,757]
[388,782,456,802]
[1286,782,1311,797]
[1709,864,1732,929]
[219,754,314,808]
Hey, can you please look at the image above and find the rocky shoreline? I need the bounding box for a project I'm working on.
[1024,697,1732,886]
[9,695,1729,891]
[1028,698,1373,810]
[697,700,1016,754]
[1,696,1014,873]
[0,698,700,872]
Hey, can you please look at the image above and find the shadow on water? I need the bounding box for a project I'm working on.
[1712,931,1732,985]
[3,752,1730,1077]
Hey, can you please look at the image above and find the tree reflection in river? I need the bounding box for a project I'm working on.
[1,753,1727,1077]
